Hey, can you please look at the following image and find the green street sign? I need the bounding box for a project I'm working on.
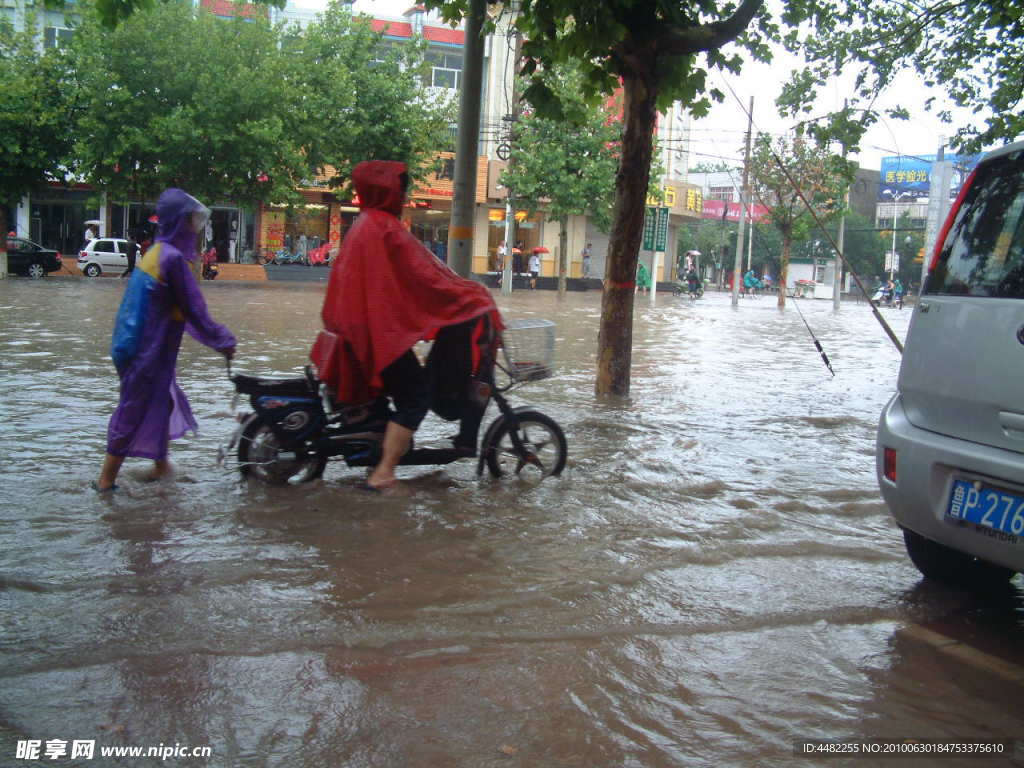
[642,207,655,250]
[643,206,670,251]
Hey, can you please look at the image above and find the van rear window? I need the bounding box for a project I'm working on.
[928,149,1024,298]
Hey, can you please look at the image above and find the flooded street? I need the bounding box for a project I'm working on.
[2,278,1022,767]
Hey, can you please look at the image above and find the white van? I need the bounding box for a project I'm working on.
[78,238,131,276]
[877,140,1024,588]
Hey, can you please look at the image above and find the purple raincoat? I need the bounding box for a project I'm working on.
[105,189,235,460]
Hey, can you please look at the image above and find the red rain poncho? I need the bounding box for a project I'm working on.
[311,160,499,404]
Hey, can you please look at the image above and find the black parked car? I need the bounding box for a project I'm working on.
[5,237,64,278]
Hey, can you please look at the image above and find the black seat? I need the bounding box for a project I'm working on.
[233,373,315,397]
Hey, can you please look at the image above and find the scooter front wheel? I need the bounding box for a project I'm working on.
[484,410,567,480]
[237,417,326,485]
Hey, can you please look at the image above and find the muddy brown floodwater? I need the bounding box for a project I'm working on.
[1,278,1022,767]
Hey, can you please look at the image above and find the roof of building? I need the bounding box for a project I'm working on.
[370,18,464,46]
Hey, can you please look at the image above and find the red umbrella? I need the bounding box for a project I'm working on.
[532,246,550,254]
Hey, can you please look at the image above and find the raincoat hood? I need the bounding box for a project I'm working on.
[352,160,407,217]
[155,188,209,260]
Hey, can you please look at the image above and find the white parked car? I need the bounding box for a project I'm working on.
[877,140,1024,588]
[77,238,131,277]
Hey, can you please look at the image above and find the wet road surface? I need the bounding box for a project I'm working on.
[1,279,1022,767]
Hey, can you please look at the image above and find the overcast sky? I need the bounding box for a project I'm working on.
[343,0,981,173]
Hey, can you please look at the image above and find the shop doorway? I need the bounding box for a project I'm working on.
[30,191,100,254]
[487,210,542,273]
[209,209,239,263]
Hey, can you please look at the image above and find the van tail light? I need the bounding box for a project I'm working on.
[929,165,979,274]
[883,447,897,483]
[79,250,87,259]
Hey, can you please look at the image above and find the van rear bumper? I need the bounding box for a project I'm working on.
[876,393,1024,573]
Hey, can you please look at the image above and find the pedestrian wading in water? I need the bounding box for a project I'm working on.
[95,188,236,492]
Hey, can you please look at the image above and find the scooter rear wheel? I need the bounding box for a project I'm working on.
[484,410,567,480]
[237,418,326,485]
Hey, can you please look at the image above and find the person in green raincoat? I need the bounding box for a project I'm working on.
[636,260,652,295]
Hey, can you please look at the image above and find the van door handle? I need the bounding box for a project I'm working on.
[999,411,1024,438]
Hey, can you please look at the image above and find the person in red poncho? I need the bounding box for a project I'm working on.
[311,160,499,491]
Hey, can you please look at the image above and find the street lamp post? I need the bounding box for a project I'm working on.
[881,189,913,281]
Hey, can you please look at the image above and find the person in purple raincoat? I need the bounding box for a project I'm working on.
[95,188,235,492]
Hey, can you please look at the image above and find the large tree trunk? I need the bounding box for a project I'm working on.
[778,236,791,309]
[595,70,657,397]
[557,214,568,295]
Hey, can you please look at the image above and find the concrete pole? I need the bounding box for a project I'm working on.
[500,28,523,296]
[745,212,753,270]
[651,250,661,305]
[731,96,753,307]
[501,199,515,294]
[833,189,847,311]
[446,0,487,278]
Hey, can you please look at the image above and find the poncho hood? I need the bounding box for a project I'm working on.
[155,188,207,260]
[353,160,407,217]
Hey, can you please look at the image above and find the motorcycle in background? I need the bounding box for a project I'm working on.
[201,246,219,280]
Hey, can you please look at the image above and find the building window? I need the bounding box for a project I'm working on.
[44,26,73,48]
[708,185,734,202]
[426,51,462,89]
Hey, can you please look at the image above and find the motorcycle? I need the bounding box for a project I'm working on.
[218,317,567,485]
[307,243,332,266]
[273,248,307,266]
[672,276,704,299]
[871,286,893,307]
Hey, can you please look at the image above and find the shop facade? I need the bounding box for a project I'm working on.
[21,187,101,254]
[258,186,355,264]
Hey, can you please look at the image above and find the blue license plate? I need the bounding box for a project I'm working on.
[946,479,1024,537]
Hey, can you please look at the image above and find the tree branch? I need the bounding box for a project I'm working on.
[658,0,764,56]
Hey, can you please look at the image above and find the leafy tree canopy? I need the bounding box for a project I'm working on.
[749,132,848,305]
[499,65,622,232]
[0,13,75,208]
[68,2,309,205]
[297,3,456,192]
[777,0,1024,155]
[690,160,738,174]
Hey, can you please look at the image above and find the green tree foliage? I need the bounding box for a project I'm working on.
[297,4,456,191]
[427,0,769,396]
[68,2,309,206]
[0,14,75,259]
[690,161,737,174]
[499,65,622,293]
[778,0,1024,155]
[749,133,847,307]
[818,210,888,287]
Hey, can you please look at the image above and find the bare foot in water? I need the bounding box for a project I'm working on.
[143,460,175,482]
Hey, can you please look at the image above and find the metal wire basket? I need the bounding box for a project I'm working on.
[501,318,555,383]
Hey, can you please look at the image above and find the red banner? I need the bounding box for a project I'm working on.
[701,200,768,222]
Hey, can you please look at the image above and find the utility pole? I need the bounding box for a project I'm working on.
[501,23,522,296]
[833,193,847,311]
[833,100,850,312]
[447,0,487,278]
[731,96,753,308]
